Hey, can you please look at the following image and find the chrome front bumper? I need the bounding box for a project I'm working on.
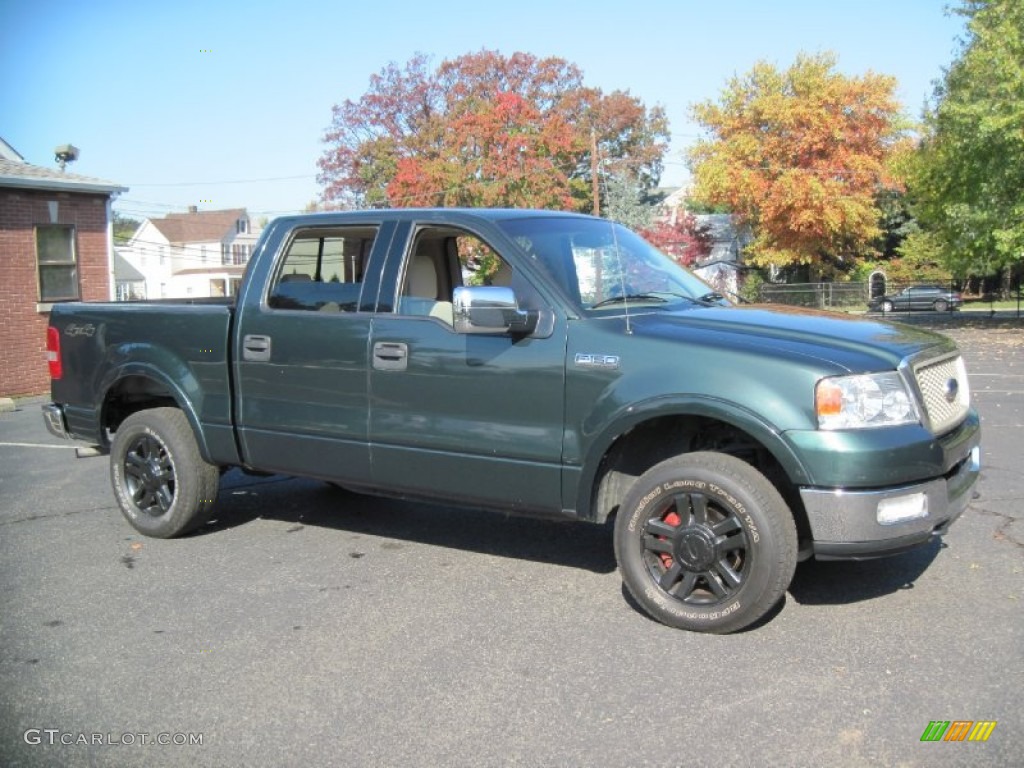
[801,445,981,560]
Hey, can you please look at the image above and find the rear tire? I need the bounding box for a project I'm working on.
[614,452,797,633]
[934,298,948,312]
[110,407,220,538]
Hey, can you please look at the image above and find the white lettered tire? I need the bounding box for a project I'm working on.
[614,452,797,633]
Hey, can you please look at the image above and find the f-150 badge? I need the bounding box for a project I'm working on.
[575,353,620,370]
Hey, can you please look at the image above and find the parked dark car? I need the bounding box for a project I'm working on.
[870,285,962,313]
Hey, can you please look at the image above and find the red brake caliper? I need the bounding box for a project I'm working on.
[658,509,682,569]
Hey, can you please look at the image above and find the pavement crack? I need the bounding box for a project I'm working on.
[975,506,1024,551]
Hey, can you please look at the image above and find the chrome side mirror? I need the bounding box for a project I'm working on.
[453,286,536,335]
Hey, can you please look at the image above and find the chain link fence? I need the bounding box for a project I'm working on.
[755,280,1022,317]
[757,282,870,310]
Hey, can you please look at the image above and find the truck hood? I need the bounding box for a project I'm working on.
[626,304,955,372]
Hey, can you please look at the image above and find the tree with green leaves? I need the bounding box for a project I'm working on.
[907,0,1024,294]
[687,52,910,279]
[112,211,141,245]
[602,173,653,231]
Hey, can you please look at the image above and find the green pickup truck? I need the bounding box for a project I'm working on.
[42,209,981,632]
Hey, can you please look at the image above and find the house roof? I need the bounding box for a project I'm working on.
[696,255,745,270]
[695,214,742,241]
[148,208,248,244]
[644,186,682,206]
[0,140,127,195]
[0,137,25,162]
[113,248,146,281]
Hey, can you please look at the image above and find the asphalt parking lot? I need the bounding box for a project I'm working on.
[1,324,1021,767]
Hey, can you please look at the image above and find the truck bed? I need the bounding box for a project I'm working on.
[48,300,236,459]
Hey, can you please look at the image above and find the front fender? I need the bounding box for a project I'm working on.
[570,394,812,520]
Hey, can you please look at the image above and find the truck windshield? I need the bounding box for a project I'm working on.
[495,217,725,314]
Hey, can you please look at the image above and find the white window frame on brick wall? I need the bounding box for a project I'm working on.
[35,224,79,301]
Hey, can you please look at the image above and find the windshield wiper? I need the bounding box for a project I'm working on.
[591,293,670,309]
[593,291,728,309]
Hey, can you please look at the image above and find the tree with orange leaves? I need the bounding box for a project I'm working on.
[688,53,910,278]
[387,89,579,209]
[318,51,668,212]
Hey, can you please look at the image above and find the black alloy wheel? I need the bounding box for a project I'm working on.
[122,432,176,515]
[641,488,749,605]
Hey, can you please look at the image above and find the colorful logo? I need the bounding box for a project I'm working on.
[921,721,997,742]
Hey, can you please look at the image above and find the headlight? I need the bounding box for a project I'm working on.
[815,372,919,430]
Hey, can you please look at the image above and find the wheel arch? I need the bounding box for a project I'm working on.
[99,364,212,463]
[577,398,811,535]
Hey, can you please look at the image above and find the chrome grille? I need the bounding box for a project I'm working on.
[914,355,970,434]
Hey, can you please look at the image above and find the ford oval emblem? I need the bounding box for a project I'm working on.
[944,377,959,403]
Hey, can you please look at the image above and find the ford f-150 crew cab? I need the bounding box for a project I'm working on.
[42,208,981,632]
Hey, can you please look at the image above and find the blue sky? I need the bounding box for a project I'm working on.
[1,0,966,222]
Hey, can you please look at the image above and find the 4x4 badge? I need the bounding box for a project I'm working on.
[64,323,96,337]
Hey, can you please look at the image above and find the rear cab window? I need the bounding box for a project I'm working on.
[268,226,378,312]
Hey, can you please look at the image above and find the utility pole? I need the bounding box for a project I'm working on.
[590,128,600,217]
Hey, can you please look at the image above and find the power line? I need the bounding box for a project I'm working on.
[116,201,315,219]
[128,174,315,187]
[115,152,893,223]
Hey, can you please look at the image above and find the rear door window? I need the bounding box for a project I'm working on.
[268,226,378,311]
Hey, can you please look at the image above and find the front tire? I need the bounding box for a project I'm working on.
[614,452,797,633]
[881,300,894,313]
[110,407,220,538]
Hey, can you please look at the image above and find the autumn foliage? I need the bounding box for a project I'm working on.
[688,53,910,275]
[318,51,669,211]
[640,214,713,267]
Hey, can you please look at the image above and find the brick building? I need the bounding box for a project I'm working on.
[0,139,126,397]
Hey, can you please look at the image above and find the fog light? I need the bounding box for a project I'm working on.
[969,446,981,472]
[877,493,928,525]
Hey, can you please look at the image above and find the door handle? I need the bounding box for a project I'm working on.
[373,341,408,371]
[242,334,272,362]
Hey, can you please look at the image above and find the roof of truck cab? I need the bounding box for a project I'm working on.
[272,208,593,226]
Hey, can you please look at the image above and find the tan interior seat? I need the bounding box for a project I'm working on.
[406,253,438,298]
[403,248,453,326]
